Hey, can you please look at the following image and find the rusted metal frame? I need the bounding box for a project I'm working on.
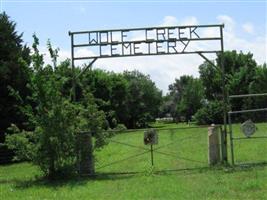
[69,32,76,101]
[229,93,267,98]
[74,50,222,60]
[69,31,97,101]
[228,112,234,165]
[96,150,151,170]
[73,37,222,48]
[69,24,224,35]
[76,58,97,79]
[198,26,227,163]
[197,52,221,71]
[109,139,148,151]
[228,86,267,165]
[153,149,206,164]
[233,136,267,140]
[69,25,227,164]
[228,107,267,165]
[219,25,228,164]
[229,108,267,114]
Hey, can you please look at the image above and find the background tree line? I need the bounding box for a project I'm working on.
[161,51,267,124]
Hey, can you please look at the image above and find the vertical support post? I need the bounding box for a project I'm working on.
[69,32,76,101]
[150,144,154,166]
[220,25,228,163]
[228,113,235,165]
[208,125,221,165]
[77,132,95,176]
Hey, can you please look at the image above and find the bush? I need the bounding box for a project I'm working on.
[5,124,35,161]
[194,100,224,125]
[114,123,127,132]
[5,36,106,179]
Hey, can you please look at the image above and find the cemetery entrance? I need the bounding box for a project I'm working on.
[69,24,228,173]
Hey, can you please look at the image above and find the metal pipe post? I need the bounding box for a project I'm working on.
[69,32,76,101]
[151,144,154,166]
[228,113,235,165]
[220,25,228,163]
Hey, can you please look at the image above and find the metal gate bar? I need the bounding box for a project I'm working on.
[228,93,267,165]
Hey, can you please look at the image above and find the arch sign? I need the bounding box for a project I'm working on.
[69,23,228,162]
[69,24,224,62]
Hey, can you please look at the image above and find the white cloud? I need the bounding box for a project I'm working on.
[161,16,178,26]
[217,15,265,64]
[180,16,198,26]
[161,16,198,26]
[40,15,266,94]
[217,15,235,30]
[242,22,254,34]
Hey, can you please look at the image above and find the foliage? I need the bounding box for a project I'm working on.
[81,69,128,129]
[123,70,162,128]
[198,51,266,124]
[0,12,32,143]
[162,75,204,122]
[5,35,106,178]
[81,69,162,129]
[193,100,224,125]
[5,124,35,161]
[114,123,127,131]
[199,51,257,101]
[176,76,204,121]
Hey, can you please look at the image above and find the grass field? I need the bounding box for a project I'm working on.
[1,122,267,199]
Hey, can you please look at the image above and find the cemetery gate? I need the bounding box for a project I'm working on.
[69,24,229,173]
[228,93,267,165]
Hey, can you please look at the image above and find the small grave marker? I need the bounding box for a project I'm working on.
[144,129,158,166]
[144,129,158,145]
[241,119,256,137]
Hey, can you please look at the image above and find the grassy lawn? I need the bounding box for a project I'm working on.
[1,123,267,199]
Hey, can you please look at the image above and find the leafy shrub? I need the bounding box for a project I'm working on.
[114,123,127,132]
[5,124,35,161]
[194,100,224,125]
[5,36,106,179]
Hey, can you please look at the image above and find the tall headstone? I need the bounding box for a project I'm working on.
[77,132,95,176]
[208,125,221,165]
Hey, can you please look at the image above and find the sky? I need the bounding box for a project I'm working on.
[1,0,267,94]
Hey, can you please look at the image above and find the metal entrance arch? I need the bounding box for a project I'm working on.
[69,23,228,162]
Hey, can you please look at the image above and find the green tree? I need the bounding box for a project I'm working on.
[176,77,204,121]
[6,36,106,178]
[166,76,204,122]
[81,69,128,128]
[196,50,258,124]
[0,12,31,143]
[81,69,162,129]
[247,64,267,121]
[123,70,162,128]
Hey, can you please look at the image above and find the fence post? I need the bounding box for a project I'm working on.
[208,125,221,165]
[77,132,95,176]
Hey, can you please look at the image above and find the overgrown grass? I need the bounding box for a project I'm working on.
[1,123,267,199]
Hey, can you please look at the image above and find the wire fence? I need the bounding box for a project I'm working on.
[228,93,267,165]
[94,126,212,174]
[228,112,267,165]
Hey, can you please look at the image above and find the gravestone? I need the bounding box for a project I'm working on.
[241,119,256,137]
[77,132,95,176]
[144,129,158,145]
[208,125,221,165]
